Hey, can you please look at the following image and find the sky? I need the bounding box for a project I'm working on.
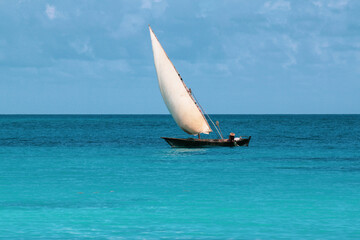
[0,0,359,114]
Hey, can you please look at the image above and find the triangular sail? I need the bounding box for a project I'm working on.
[149,26,212,135]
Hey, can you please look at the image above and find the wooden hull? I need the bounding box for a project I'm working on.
[162,136,251,148]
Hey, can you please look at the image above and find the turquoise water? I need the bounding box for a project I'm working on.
[1,115,359,239]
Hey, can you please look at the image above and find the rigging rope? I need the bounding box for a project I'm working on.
[191,92,223,139]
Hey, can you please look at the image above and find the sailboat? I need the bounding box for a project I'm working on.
[149,26,251,147]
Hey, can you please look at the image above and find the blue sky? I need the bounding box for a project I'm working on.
[1,0,359,114]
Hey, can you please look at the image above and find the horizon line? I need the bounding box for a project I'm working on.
[0,113,359,115]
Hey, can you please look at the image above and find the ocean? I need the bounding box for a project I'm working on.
[0,114,359,239]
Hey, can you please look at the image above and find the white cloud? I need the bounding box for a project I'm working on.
[196,3,214,19]
[111,0,167,38]
[280,35,298,67]
[141,0,162,9]
[70,40,94,58]
[283,35,298,53]
[141,0,152,9]
[283,54,297,68]
[111,14,145,38]
[312,0,349,9]
[259,0,291,25]
[328,0,349,9]
[312,1,323,8]
[45,4,56,20]
[314,40,330,57]
[263,0,291,12]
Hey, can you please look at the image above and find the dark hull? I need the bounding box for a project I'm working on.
[162,136,251,148]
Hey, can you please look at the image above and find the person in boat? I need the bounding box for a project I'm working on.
[228,133,242,142]
[228,133,235,142]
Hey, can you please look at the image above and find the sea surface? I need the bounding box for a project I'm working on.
[0,114,359,239]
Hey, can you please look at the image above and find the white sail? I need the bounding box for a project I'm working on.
[149,26,212,135]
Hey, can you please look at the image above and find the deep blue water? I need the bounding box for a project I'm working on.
[0,115,359,239]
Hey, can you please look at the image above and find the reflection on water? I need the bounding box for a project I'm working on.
[167,147,208,154]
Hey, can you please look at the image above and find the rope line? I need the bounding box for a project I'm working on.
[191,92,223,139]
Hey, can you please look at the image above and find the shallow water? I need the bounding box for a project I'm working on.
[1,115,359,239]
